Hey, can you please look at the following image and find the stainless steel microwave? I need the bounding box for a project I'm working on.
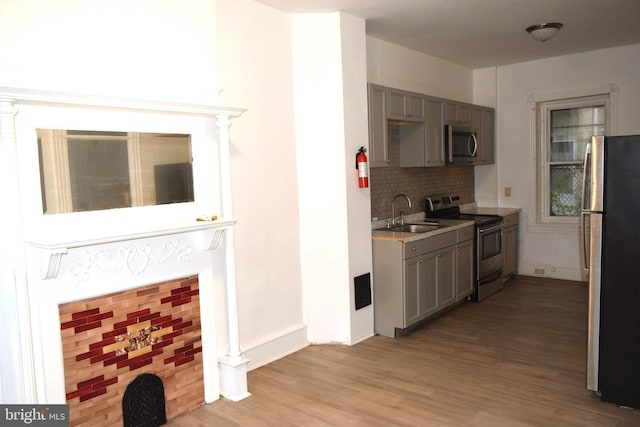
[445,124,477,164]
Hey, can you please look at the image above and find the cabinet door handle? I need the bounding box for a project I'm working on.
[411,247,416,251]
[419,259,423,263]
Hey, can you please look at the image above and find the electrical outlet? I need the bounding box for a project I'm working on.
[534,268,545,275]
[505,187,512,197]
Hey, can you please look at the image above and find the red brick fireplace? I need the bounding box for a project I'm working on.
[60,277,203,425]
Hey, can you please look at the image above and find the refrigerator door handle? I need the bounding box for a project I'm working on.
[582,143,592,211]
[581,212,590,272]
[586,212,603,392]
[582,137,605,212]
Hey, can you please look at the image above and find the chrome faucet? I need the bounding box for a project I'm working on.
[391,193,412,225]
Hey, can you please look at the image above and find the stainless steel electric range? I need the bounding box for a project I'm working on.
[425,194,504,301]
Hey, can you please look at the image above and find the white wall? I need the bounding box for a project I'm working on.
[473,67,499,206]
[340,15,375,344]
[290,13,373,345]
[366,37,473,102]
[0,0,219,103]
[292,13,352,344]
[476,43,640,281]
[217,4,374,358]
[216,0,308,368]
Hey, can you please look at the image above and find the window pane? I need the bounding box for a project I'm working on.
[550,106,605,162]
[550,165,583,216]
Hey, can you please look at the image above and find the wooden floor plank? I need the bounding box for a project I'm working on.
[166,276,640,426]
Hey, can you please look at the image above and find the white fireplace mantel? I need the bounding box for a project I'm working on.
[0,86,250,405]
[0,86,245,118]
[27,219,236,280]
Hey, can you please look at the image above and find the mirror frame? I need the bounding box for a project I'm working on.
[15,103,222,243]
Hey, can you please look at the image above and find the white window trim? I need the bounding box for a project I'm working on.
[539,95,609,224]
[527,83,619,234]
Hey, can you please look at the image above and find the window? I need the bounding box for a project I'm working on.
[537,94,609,226]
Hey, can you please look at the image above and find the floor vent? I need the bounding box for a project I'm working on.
[354,273,372,310]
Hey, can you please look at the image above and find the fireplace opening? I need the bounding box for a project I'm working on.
[122,373,167,427]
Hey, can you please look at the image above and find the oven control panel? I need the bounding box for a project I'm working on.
[425,194,461,213]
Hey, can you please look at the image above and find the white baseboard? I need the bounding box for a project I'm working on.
[243,323,309,371]
[519,263,586,282]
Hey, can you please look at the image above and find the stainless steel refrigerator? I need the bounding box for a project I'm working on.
[582,134,640,409]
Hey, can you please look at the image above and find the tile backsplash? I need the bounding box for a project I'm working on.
[369,123,474,221]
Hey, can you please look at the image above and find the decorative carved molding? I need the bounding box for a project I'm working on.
[28,220,235,280]
[40,248,69,280]
[68,239,191,285]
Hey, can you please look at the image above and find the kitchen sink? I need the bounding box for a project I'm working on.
[377,223,439,233]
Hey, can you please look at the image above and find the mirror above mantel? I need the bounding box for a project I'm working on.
[0,86,246,246]
[37,129,194,214]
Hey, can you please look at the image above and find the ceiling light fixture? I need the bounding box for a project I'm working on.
[526,22,563,42]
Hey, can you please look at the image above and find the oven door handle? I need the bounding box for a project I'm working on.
[478,269,503,285]
[478,223,503,234]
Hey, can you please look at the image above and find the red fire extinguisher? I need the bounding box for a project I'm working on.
[356,146,369,188]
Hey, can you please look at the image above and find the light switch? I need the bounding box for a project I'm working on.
[504,187,512,197]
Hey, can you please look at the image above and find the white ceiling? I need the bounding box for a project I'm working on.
[252,0,640,68]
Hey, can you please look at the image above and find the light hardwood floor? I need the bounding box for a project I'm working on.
[167,276,640,426]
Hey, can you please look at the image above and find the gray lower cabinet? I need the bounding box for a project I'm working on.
[503,213,519,280]
[455,238,474,300]
[404,252,437,325]
[373,225,474,337]
[436,245,456,310]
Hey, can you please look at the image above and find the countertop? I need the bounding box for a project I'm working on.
[371,219,474,243]
[371,206,521,243]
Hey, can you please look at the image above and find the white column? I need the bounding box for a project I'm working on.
[0,99,36,402]
[215,114,250,401]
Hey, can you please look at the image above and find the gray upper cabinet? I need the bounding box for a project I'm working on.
[367,84,390,167]
[388,89,425,120]
[397,95,443,168]
[424,97,445,167]
[471,106,495,165]
[367,83,494,168]
[444,101,471,127]
[398,122,427,167]
[478,107,495,165]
